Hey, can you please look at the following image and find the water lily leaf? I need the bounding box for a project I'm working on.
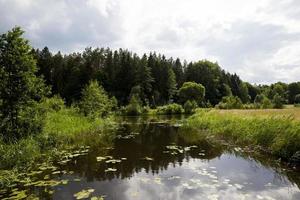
[105,159,121,164]
[91,196,105,200]
[61,180,69,185]
[44,175,50,180]
[51,171,61,175]
[9,190,27,199]
[142,157,154,161]
[153,177,162,184]
[73,189,95,199]
[105,168,117,172]
[96,156,106,162]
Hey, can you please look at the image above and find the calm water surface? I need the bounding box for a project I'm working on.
[3,116,300,200]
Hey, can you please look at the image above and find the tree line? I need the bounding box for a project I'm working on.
[32,46,300,107]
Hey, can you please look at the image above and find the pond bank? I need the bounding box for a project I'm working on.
[0,108,117,188]
[182,109,300,163]
[1,115,300,199]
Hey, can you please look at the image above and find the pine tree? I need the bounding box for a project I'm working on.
[136,54,154,104]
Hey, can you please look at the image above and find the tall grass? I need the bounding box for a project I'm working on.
[0,107,116,171]
[183,109,300,161]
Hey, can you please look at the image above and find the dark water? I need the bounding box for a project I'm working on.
[2,116,300,200]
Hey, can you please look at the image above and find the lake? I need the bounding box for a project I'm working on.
[2,116,300,200]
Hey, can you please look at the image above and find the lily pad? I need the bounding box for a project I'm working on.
[6,190,28,199]
[96,156,106,162]
[105,168,117,172]
[91,196,105,200]
[105,159,121,164]
[73,189,95,199]
[142,157,154,161]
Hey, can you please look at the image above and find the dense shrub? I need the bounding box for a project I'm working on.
[122,94,143,116]
[156,103,184,115]
[184,100,198,114]
[79,80,115,118]
[254,94,273,109]
[294,94,300,106]
[272,94,284,109]
[40,95,65,112]
[261,98,273,109]
[215,96,243,109]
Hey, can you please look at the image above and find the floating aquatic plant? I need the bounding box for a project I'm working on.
[73,189,95,199]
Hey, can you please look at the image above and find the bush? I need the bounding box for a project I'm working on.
[156,103,184,115]
[294,94,300,106]
[215,96,243,109]
[123,94,143,116]
[184,100,198,114]
[79,80,115,118]
[272,94,284,109]
[261,98,273,109]
[254,94,273,109]
[40,95,65,112]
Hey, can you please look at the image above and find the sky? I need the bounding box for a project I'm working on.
[1,0,300,84]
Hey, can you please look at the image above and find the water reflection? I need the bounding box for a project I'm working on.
[4,116,300,199]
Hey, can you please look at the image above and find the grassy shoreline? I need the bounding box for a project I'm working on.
[0,108,116,187]
[183,108,300,162]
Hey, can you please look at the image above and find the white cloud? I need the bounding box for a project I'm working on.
[1,0,300,84]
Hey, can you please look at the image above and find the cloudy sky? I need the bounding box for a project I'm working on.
[1,0,300,84]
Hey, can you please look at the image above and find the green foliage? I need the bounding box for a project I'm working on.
[122,94,143,116]
[215,96,243,109]
[79,80,115,118]
[183,100,198,114]
[166,67,177,102]
[40,95,65,112]
[261,98,273,109]
[156,103,184,115]
[272,94,284,109]
[254,94,272,109]
[294,94,300,105]
[183,110,300,161]
[178,82,205,105]
[288,82,300,104]
[0,27,49,141]
[0,106,116,172]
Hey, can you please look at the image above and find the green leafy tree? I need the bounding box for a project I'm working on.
[295,94,300,105]
[288,82,300,104]
[178,82,205,105]
[0,27,49,141]
[272,94,284,109]
[79,80,114,118]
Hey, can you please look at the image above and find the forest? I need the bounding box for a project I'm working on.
[33,42,300,108]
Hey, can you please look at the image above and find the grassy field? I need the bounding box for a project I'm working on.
[183,106,300,162]
[215,105,300,121]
